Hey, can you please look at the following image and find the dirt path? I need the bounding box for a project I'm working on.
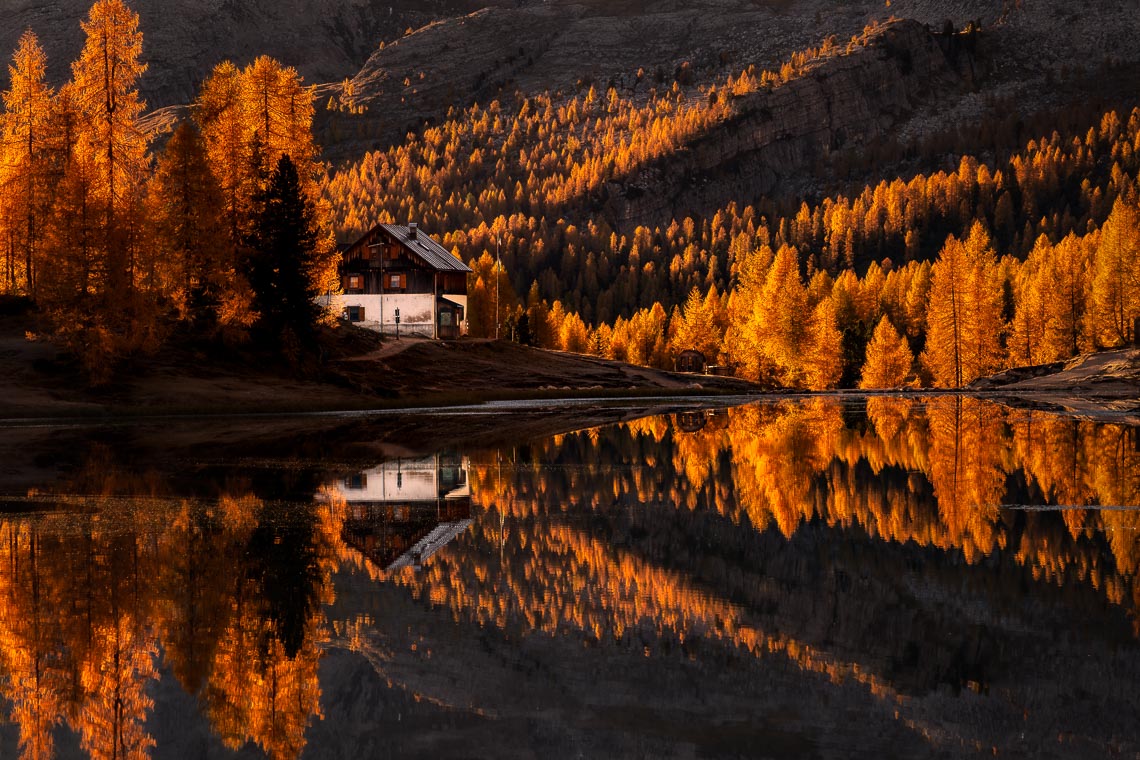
[340,335,436,361]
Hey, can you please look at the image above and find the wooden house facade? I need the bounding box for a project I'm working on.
[337,223,471,339]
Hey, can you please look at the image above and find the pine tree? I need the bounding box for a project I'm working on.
[245,155,321,353]
[859,316,913,388]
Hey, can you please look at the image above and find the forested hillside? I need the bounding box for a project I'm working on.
[323,15,1140,389]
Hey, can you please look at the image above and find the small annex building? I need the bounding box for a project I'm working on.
[338,222,471,339]
[675,349,707,374]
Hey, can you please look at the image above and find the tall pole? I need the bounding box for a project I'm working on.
[495,235,501,341]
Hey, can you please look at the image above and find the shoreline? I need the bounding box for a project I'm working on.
[0,388,761,427]
[1,385,1137,427]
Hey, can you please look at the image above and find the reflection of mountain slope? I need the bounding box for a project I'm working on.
[379,482,1140,755]
[326,562,932,759]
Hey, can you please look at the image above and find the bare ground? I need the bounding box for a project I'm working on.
[0,314,756,421]
[970,348,1140,422]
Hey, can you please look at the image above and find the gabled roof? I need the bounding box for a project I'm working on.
[379,223,473,273]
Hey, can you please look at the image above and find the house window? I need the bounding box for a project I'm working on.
[345,305,365,322]
[346,274,363,291]
[439,310,453,326]
[344,473,367,490]
[388,273,405,290]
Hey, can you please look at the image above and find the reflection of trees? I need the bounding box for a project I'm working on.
[0,506,163,760]
[206,499,336,760]
[0,523,66,760]
[729,399,845,536]
[925,397,1006,561]
[76,616,156,760]
[0,486,339,760]
[453,400,1140,626]
[1,400,1138,757]
[379,400,1140,751]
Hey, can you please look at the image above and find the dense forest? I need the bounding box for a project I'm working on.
[0,0,337,378]
[326,21,1140,388]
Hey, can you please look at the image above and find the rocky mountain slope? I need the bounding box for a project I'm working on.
[603,19,967,224]
[6,0,1140,217]
[316,0,1140,162]
[0,0,494,107]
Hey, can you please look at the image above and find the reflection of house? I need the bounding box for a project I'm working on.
[676,410,709,433]
[338,223,471,339]
[324,453,473,575]
[674,408,729,433]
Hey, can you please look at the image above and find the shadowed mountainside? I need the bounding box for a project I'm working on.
[0,0,491,107]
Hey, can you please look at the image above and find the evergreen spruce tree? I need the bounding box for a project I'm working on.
[516,310,532,346]
[245,154,320,354]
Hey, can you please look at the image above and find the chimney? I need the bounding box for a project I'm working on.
[408,222,418,239]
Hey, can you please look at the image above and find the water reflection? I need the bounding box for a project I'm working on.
[326,454,473,575]
[0,397,1137,758]
[0,496,337,759]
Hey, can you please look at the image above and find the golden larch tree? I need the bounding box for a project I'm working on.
[1091,198,1140,346]
[670,286,724,362]
[194,60,253,239]
[1046,232,1092,358]
[1007,238,1050,367]
[69,0,150,298]
[724,242,775,382]
[758,244,809,386]
[860,315,913,388]
[922,223,1005,387]
[1,30,53,295]
[803,297,843,390]
[145,120,232,327]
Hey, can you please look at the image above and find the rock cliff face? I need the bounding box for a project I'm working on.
[604,20,964,227]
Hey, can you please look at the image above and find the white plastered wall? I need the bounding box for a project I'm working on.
[338,293,436,337]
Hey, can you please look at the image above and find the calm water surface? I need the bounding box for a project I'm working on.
[0,397,1138,758]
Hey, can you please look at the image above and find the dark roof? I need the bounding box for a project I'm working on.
[380,224,472,273]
